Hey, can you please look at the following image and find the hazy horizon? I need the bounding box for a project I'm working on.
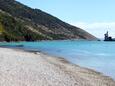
[16,0,115,38]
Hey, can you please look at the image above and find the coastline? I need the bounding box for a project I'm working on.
[0,47,115,86]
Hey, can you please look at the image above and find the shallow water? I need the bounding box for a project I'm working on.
[1,40,115,79]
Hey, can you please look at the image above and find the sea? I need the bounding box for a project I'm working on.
[0,40,115,79]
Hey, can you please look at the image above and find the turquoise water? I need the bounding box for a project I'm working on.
[1,40,115,79]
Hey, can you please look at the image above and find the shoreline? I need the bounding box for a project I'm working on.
[7,47,115,79]
[0,47,115,86]
[14,47,115,79]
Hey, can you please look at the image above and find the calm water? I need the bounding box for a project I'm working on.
[1,40,115,79]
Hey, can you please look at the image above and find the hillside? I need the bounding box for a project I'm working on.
[0,0,97,41]
[0,10,49,41]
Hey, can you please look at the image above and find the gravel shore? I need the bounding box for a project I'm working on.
[0,48,115,86]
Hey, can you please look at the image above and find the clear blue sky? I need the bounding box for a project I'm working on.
[16,0,115,38]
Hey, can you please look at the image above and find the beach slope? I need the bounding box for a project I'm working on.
[0,48,114,86]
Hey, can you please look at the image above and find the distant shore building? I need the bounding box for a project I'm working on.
[104,31,115,41]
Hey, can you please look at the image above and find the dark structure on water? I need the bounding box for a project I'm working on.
[104,31,115,41]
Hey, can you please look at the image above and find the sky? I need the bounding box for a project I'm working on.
[16,0,115,38]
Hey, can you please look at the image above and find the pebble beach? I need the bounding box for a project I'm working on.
[0,48,115,86]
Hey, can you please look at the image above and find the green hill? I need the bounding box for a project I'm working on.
[0,0,97,42]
